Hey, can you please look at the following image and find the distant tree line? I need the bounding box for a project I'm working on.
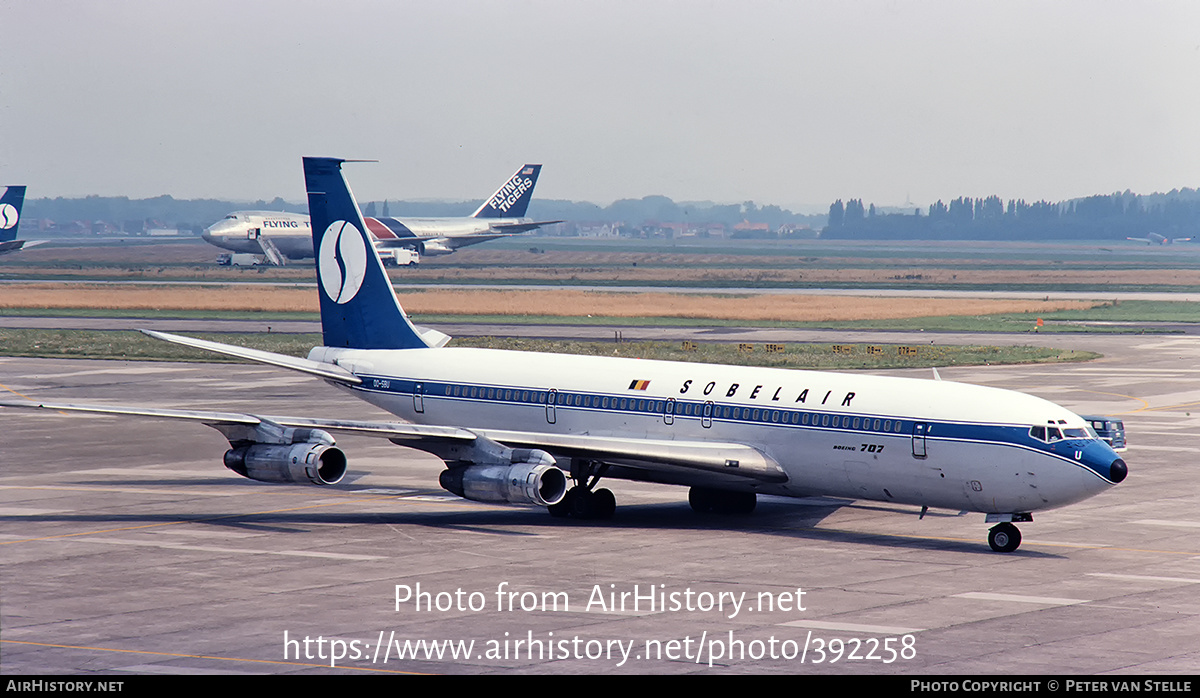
[23,195,311,235]
[24,194,825,235]
[824,189,1200,240]
[26,186,1200,240]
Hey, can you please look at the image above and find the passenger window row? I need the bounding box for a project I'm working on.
[434,382,906,434]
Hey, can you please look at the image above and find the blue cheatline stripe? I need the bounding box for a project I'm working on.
[374,218,417,238]
[350,374,1116,479]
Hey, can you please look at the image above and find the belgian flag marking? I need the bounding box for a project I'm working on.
[629,379,651,391]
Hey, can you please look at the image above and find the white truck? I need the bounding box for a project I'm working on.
[379,247,420,267]
[216,253,266,267]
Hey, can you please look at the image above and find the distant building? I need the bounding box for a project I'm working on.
[733,219,771,236]
[577,223,619,238]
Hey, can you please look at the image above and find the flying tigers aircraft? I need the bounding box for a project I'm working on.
[1125,232,1193,245]
[200,164,558,265]
[0,158,1128,553]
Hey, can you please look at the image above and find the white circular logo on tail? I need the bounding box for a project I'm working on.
[0,204,18,230]
[318,220,368,304]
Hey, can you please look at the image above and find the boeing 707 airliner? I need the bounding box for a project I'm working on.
[0,158,1127,553]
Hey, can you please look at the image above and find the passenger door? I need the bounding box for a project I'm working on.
[912,422,929,458]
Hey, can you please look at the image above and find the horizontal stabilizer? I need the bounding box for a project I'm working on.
[489,220,563,234]
[412,324,452,348]
[140,329,361,384]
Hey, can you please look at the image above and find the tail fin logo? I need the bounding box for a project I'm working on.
[487,176,533,214]
[0,204,18,230]
[318,220,368,304]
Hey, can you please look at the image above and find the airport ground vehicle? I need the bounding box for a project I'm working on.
[1083,416,1127,452]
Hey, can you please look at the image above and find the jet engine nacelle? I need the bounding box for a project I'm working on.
[223,442,347,486]
[439,454,568,507]
[419,240,455,256]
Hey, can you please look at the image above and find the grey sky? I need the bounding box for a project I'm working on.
[3,1,1199,210]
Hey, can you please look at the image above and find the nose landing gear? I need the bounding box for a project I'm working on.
[987,521,1022,553]
[985,513,1031,552]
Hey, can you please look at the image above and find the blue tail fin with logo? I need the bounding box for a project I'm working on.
[471,164,542,219]
[0,186,27,244]
[303,158,433,350]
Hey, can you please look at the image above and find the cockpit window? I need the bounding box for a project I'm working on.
[1031,424,1093,442]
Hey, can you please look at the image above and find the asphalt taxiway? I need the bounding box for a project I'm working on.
[1,330,1199,675]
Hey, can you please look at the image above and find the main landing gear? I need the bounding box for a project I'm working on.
[688,487,757,515]
[548,461,615,520]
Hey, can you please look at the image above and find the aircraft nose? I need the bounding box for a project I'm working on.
[203,220,238,242]
[1109,458,1128,483]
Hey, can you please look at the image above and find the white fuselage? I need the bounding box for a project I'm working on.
[309,345,1122,515]
[202,211,532,260]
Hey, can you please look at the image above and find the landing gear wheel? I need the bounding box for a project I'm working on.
[689,487,756,514]
[547,461,617,520]
[988,522,1022,553]
[551,485,616,520]
[726,491,757,515]
[689,487,715,513]
[547,489,574,518]
[591,488,616,519]
[569,486,594,518]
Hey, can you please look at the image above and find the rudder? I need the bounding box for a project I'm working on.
[0,186,27,243]
[472,164,542,219]
[302,158,432,350]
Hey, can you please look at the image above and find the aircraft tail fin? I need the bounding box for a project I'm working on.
[302,158,435,350]
[0,186,28,244]
[471,164,542,219]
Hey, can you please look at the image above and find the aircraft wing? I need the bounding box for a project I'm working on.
[372,233,510,251]
[0,399,468,442]
[0,399,785,484]
[393,428,787,483]
[430,221,564,249]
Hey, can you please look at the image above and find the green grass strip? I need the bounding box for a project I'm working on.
[0,329,1097,369]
